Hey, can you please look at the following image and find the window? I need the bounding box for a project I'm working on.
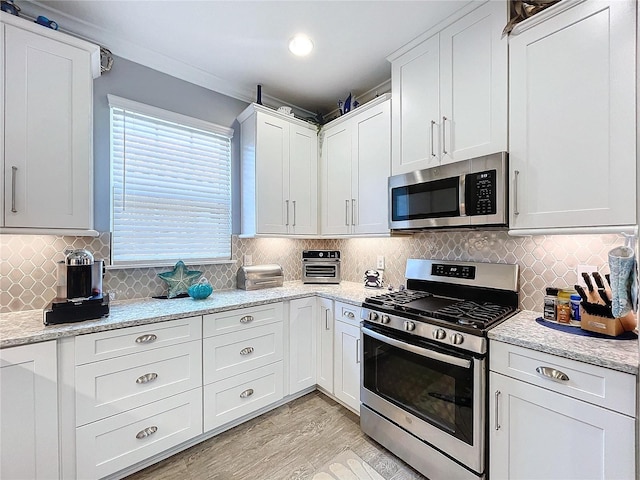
[109,95,233,266]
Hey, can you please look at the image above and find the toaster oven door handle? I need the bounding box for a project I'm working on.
[361,326,471,369]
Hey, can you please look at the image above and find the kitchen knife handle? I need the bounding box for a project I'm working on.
[430,120,436,158]
[11,166,17,213]
[592,272,605,289]
[582,272,594,291]
[574,284,588,302]
[513,170,520,216]
[441,116,448,155]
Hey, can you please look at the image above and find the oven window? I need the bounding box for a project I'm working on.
[391,176,459,221]
[363,330,474,445]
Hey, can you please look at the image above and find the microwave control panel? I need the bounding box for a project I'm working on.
[465,169,497,216]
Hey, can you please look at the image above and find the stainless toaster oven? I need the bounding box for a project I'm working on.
[302,250,341,284]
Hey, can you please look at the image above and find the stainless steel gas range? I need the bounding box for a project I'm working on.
[360,259,519,480]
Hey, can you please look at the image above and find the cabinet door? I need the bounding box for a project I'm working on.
[255,112,290,234]
[334,320,360,413]
[288,123,318,235]
[0,341,59,480]
[509,0,636,230]
[391,34,440,175]
[490,372,635,480]
[317,297,334,393]
[289,297,317,394]
[439,1,507,164]
[320,124,353,235]
[4,25,92,229]
[352,99,391,235]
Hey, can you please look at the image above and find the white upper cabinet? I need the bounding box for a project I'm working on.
[389,1,507,175]
[239,104,318,236]
[320,95,391,236]
[1,13,100,234]
[508,0,636,232]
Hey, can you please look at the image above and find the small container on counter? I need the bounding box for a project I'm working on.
[556,289,573,324]
[543,287,559,321]
[570,293,581,322]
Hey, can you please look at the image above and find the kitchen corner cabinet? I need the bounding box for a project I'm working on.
[489,342,636,480]
[320,95,391,236]
[0,341,59,480]
[333,301,361,413]
[1,12,100,234]
[316,297,334,393]
[389,1,507,175]
[239,104,318,236]
[288,297,317,394]
[508,0,636,231]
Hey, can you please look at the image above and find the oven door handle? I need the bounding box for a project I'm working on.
[361,327,471,369]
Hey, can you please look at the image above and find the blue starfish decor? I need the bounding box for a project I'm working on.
[158,261,202,298]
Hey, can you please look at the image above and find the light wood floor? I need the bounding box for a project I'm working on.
[125,391,426,480]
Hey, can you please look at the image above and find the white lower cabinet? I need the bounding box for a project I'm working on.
[316,298,334,393]
[0,341,59,480]
[288,297,317,394]
[333,301,361,413]
[489,342,636,480]
[76,388,202,480]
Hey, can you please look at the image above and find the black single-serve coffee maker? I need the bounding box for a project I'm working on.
[43,249,110,325]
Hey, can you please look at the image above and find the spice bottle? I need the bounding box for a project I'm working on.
[556,289,573,323]
[570,294,581,322]
[543,287,559,321]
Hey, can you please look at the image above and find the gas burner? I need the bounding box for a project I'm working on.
[435,301,515,328]
[365,289,432,306]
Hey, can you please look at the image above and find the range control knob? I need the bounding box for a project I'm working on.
[368,312,379,322]
[432,328,447,340]
[381,314,391,324]
[404,321,416,332]
[451,333,464,345]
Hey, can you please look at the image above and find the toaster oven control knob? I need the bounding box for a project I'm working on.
[451,333,464,345]
[368,312,379,322]
[381,314,391,324]
[432,328,447,340]
[404,321,416,331]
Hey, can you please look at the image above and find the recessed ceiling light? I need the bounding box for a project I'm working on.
[289,34,314,57]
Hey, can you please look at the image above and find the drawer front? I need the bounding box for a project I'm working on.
[334,301,360,327]
[203,303,283,337]
[75,316,202,365]
[204,362,284,432]
[76,340,202,426]
[203,323,283,384]
[76,388,202,480]
[490,341,636,416]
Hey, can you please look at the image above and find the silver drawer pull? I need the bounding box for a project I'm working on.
[240,388,254,398]
[240,315,254,324]
[240,347,254,356]
[346,312,355,319]
[135,426,158,439]
[536,366,570,382]
[11,166,17,213]
[136,372,158,384]
[135,334,157,344]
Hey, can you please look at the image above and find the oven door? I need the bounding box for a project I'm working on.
[361,323,486,474]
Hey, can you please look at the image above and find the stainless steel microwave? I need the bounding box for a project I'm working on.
[388,152,508,231]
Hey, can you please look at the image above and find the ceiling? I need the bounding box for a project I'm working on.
[20,0,477,115]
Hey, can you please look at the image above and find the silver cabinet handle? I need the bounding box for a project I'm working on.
[10,166,17,213]
[442,116,448,155]
[240,315,254,324]
[325,309,330,330]
[513,170,520,216]
[351,198,356,226]
[285,199,290,226]
[536,366,570,382]
[136,426,158,439]
[346,311,355,319]
[495,390,501,430]
[135,334,157,344]
[136,372,158,384]
[430,120,436,158]
[356,338,361,364]
[292,200,296,226]
[240,346,254,356]
[240,388,254,398]
[345,200,350,226]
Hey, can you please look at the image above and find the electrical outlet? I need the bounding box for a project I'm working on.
[576,265,597,287]
[243,255,252,266]
[377,255,385,270]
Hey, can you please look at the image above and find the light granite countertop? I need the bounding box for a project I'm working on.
[0,281,372,349]
[489,310,639,375]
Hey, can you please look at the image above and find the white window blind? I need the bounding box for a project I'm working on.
[109,95,233,266]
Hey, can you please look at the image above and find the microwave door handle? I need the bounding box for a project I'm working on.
[459,174,466,216]
[361,326,471,369]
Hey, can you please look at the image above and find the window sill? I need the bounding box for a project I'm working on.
[106,259,237,270]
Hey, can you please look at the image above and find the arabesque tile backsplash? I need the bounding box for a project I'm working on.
[1,231,625,313]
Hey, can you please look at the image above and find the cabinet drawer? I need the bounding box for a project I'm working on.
[203,303,283,337]
[204,322,283,384]
[204,362,284,432]
[334,301,360,327]
[75,316,202,365]
[490,341,636,416]
[76,388,202,480]
[76,340,202,426]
